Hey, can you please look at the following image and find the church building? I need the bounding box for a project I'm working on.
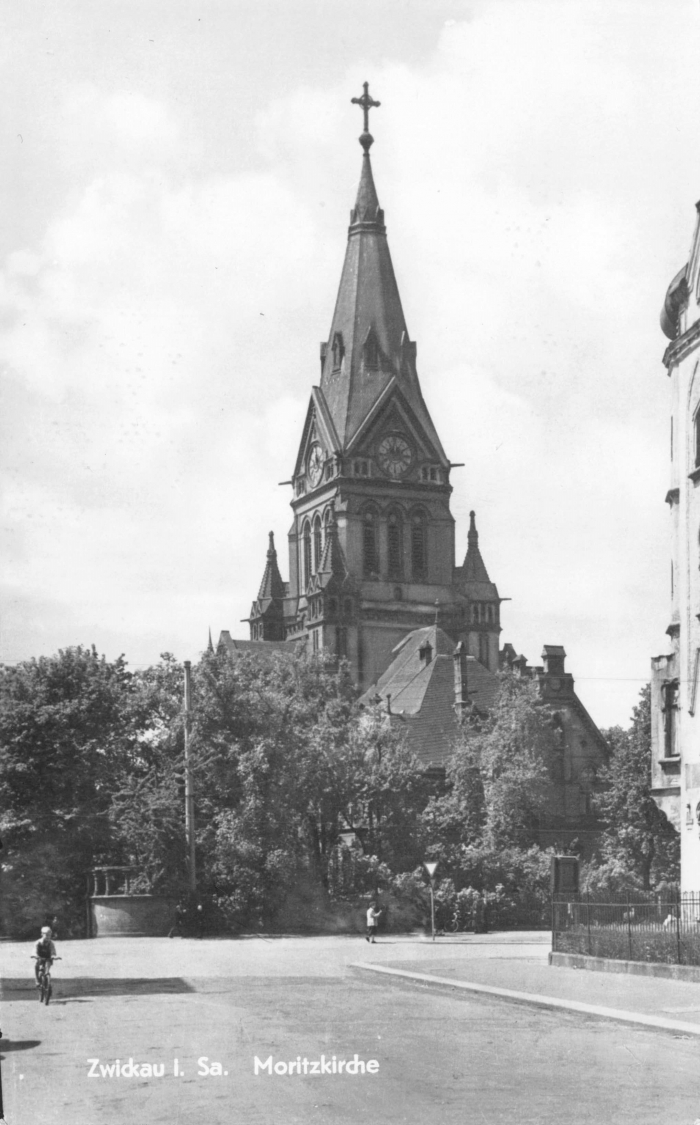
[217,85,608,851]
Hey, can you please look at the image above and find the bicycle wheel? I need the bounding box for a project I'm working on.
[39,976,47,1003]
[44,979,52,1005]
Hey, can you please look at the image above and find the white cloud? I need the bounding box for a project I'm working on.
[2,2,699,726]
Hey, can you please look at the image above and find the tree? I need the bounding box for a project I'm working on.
[205,652,429,928]
[0,646,136,935]
[0,642,432,936]
[103,648,429,929]
[424,670,557,860]
[592,685,679,891]
[107,653,190,893]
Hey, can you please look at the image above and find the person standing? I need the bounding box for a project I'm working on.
[365,901,382,943]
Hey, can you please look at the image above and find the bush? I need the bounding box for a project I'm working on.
[424,845,554,930]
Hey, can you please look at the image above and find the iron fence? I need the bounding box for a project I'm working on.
[552,892,700,966]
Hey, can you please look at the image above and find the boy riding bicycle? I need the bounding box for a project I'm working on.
[33,925,57,986]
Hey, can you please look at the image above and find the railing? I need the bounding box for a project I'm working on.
[88,866,145,897]
[552,892,700,966]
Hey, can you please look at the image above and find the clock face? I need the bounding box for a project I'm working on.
[377,434,413,479]
[307,443,324,486]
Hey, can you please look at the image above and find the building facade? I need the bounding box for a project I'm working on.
[651,201,700,889]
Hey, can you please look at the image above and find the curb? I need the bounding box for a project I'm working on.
[549,951,700,983]
[350,961,700,1037]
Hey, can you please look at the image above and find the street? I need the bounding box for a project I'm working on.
[1,934,699,1124]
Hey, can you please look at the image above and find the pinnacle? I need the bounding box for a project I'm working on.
[463,511,491,583]
[257,531,286,601]
[318,510,348,578]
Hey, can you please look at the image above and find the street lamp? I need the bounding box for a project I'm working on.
[424,861,438,942]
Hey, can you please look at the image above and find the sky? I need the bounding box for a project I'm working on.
[2,0,700,728]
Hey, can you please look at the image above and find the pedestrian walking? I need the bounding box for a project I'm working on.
[169,901,186,938]
[365,901,382,943]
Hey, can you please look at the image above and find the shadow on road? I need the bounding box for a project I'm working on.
[0,1039,41,1055]
[1,977,195,999]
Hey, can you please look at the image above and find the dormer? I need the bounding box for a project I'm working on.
[331,332,345,371]
[418,640,433,666]
[363,326,380,371]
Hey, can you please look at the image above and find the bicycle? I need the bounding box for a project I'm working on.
[435,911,460,937]
[32,956,60,1005]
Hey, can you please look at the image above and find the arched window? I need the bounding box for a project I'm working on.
[387,510,403,579]
[363,509,379,576]
[411,511,427,579]
[479,633,489,667]
[313,515,323,573]
[303,521,312,588]
[323,506,333,546]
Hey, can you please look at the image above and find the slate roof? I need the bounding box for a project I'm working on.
[361,624,499,769]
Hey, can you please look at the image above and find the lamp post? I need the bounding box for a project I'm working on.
[424,861,438,942]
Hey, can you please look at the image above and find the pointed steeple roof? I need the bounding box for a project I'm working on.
[349,151,384,231]
[257,532,286,602]
[462,511,492,583]
[317,508,348,582]
[318,88,446,461]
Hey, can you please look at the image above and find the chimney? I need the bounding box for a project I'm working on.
[453,640,469,710]
[541,646,566,676]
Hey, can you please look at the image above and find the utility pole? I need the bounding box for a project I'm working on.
[184,661,196,894]
[0,1026,5,1124]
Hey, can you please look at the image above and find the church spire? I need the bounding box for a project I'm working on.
[318,84,446,461]
[349,149,384,232]
[349,82,384,232]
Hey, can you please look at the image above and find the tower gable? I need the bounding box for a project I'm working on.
[345,378,449,485]
[292,388,342,495]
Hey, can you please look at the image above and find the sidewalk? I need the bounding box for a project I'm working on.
[351,938,700,1036]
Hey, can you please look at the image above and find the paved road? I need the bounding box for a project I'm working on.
[1,934,699,1124]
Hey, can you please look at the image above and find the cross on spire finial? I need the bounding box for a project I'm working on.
[351,81,380,151]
